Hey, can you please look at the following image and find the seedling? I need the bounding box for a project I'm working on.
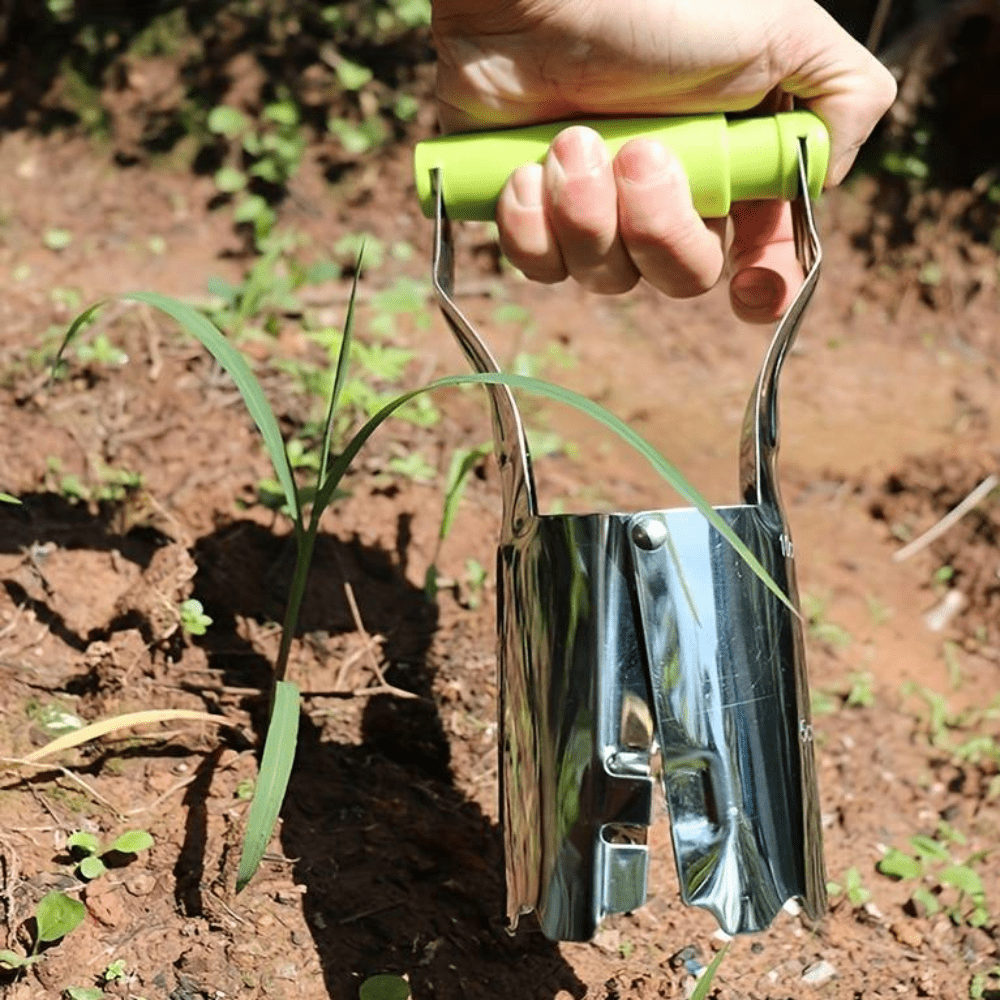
[359,975,410,1000]
[67,829,154,880]
[179,598,212,637]
[0,890,85,971]
[827,865,872,908]
[877,834,991,927]
[845,671,876,709]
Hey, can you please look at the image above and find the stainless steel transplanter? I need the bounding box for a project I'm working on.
[416,113,829,942]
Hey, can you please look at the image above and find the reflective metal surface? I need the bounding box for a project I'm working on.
[429,139,826,941]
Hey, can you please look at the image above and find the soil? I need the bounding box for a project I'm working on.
[1,68,1000,1000]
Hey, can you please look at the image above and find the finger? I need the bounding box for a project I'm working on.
[496,162,568,284]
[543,126,639,294]
[727,199,802,324]
[779,0,897,184]
[613,138,726,299]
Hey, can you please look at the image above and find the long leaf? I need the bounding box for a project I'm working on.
[237,680,300,892]
[61,294,301,525]
[23,709,231,762]
[314,373,794,611]
[315,258,362,525]
[691,944,729,1000]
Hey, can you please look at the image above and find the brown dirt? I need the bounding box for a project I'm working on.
[0,101,999,1000]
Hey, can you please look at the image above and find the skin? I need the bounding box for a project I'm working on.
[432,0,897,322]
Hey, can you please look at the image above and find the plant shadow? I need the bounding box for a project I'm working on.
[190,517,585,999]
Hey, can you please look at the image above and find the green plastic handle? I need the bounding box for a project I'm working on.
[414,111,829,221]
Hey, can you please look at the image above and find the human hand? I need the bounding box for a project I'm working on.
[432,0,896,322]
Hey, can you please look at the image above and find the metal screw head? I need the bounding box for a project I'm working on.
[631,518,668,551]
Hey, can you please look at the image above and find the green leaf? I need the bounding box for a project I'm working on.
[0,491,20,504]
[440,443,491,542]
[35,891,86,943]
[67,831,100,856]
[939,864,985,899]
[878,848,923,881]
[236,681,300,892]
[0,949,29,969]
[207,105,248,138]
[214,166,247,193]
[44,228,73,251]
[233,194,271,225]
[690,944,728,1000]
[359,975,411,1000]
[910,885,941,916]
[313,373,795,612]
[108,830,154,855]
[335,58,373,90]
[79,855,107,880]
[909,834,950,862]
[66,987,105,999]
[263,100,298,127]
[116,293,300,525]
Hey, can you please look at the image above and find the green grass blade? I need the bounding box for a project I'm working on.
[440,443,492,541]
[315,259,362,515]
[63,293,301,525]
[690,944,729,1000]
[315,372,793,612]
[237,680,300,892]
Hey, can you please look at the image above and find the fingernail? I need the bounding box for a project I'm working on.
[550,127,608,180]
[510,166,542,209]
[616,139,673,188]
[731,269,783,311]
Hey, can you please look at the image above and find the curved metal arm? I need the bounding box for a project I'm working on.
[431,169,537,540]
[739,139,823,514]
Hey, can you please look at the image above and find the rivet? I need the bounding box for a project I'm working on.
[631,518,668,551]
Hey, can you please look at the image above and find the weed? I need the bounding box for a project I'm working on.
[71,332,128,368]
[424,441,491,599]
[102,959,127,983]
[970,965,1000,999]
[845,671,876,709]
[877,833,991,927]
[208,98,306,248]
[0,890,86,971]
[43,228,74,252]
[802,591,852,651]
[359,974,411,1000]
[179,598,212,637]
[827,865,872,908]
[68,828,154,880]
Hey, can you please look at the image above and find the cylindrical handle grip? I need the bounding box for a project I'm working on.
[414,111,829,221]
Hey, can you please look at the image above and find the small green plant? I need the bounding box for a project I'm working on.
[65,988,105,1000]
[359,974,411,1000]
[67,829,154,880]
[690,944,729,1000]
[207,98,306,248]
[102,959,127,983]
[179,598,212,637]
[425,442,491,599]
[969,965,1000,1000]
[877,834,990,927]
[801,591,852,650]
[72,332,128,367]
[0,891,86,971]
[828,865,872,907]
[845,671,876,708]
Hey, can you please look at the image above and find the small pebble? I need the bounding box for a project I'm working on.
[802,960,837,986]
